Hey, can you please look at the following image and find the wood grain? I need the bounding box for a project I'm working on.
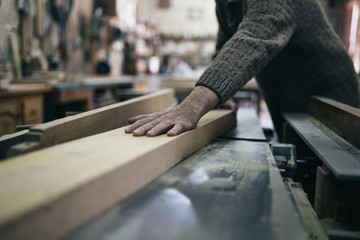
[0,109,236,240]
[310,96,360,149]
[7,89,174,157]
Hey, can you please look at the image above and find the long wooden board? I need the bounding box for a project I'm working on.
[7,89,174,157]
[0,109,236,240]
[310,96,360,149]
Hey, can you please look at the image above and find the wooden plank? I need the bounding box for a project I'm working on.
[283,113,360,180]
[310,96,360,150]
[66,140,310,240]
[0,109,236,240]
[7,89,174,157]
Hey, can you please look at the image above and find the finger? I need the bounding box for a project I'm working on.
[167,123,187,136]
[132,120,163,136]
[128,108,171,124]
[125,117,156,133]
[128,114,151,124]
[146,121,174,137]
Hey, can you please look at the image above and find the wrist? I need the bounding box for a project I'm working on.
[181,86,219,118]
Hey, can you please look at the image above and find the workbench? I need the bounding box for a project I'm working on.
[44,75,148,122]
[0,75,152,134]
[0,83,50,136]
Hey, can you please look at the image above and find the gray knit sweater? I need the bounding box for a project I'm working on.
[196,0,360,137]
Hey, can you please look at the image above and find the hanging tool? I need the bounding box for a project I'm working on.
[49,0,73,62]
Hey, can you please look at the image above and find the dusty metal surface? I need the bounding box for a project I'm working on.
[64,140,309,240]
[283,113,360,181]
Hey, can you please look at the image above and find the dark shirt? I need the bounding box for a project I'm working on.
[196,0,360,137]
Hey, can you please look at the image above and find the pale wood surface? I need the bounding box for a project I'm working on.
[8,89,174,157]
[0,109,236,240]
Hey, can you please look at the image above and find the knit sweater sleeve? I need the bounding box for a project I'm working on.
[196,0,296,104]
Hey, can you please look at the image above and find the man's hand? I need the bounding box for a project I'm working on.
[125,86,219,136]
[221,98,238,113]
[125,104,199,136]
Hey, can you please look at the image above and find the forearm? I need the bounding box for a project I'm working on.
[198,0,296,105]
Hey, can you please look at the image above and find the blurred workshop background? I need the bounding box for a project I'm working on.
[0,0,358,136]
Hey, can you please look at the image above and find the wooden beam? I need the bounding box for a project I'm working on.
[310,96,360,149]
[0,109,236,240]
[7,89,174,157]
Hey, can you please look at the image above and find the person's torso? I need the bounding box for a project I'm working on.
[216,0,359,111]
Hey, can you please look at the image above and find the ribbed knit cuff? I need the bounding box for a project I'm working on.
[196,66,237,107]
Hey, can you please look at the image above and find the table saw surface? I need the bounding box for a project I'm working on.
[65,109,310,240]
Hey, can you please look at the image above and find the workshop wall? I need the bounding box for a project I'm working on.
[63,0,94,75]
[141,0,218,38]
[0,1,20,61]
[0,0,94,79]
[44,0,94,75]
[0,0,358,79]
